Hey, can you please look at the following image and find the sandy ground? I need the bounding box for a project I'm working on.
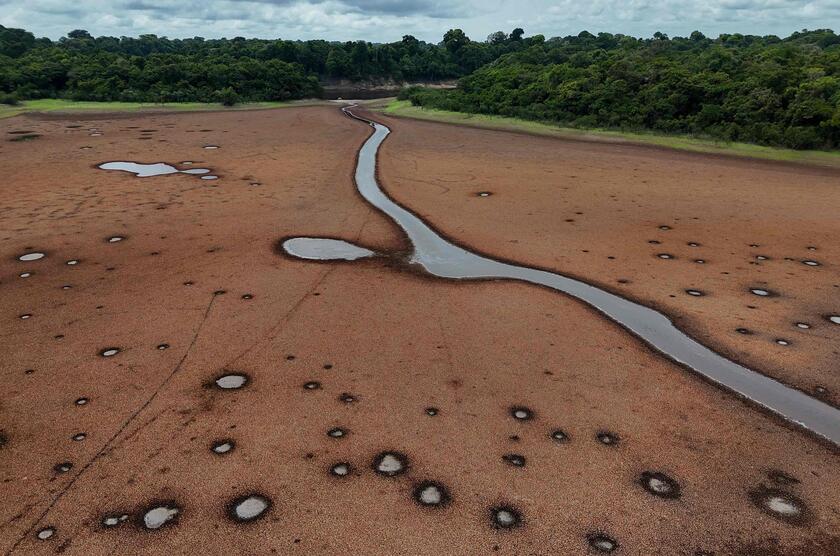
[376,114,840,406]
[0,106,838,555]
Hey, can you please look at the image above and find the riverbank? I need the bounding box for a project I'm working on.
[0,98,328,119]
[381,100,840,169]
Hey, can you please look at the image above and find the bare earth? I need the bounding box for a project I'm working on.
[0,106,838,555]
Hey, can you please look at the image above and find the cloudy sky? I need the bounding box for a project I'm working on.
[2,0,839,42]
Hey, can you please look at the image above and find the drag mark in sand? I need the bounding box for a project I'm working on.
[282,106,840,445]
[8,294,219,552]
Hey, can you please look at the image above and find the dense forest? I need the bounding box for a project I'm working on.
[0,26,534,103]
[2,25,840,149]
[403,30,840,150]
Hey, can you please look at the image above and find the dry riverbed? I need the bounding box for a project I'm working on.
[0,106,838,555]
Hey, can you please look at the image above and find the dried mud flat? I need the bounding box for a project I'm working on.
[0,106,838,555]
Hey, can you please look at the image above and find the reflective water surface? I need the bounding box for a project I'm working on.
[98,162,211,178]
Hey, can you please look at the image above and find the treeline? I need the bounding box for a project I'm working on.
[0,26,536,103]
[402,29,840,150]
[4,25,839,150]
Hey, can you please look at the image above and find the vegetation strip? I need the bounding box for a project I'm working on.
[383,100,840,168]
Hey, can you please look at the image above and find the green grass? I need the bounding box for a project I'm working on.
[383,100,840,168]
[0,98,326,119]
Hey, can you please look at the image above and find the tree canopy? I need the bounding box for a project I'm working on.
[0,25,531,103]
[2,25,839,149]
[403,29,840,150]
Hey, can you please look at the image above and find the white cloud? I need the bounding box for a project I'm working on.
[1,0,837,42]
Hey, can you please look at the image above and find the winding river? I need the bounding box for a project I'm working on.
[282,106,840,445]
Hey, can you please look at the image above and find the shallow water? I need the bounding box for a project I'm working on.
[231,495,269,520]
[282,238,375,261]
[98,162,211,178]
[18,252,45,262]
[283,107,840,445]
[143,506,178,529]
[215,374,247,389]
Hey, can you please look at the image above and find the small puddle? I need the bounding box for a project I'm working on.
[54,462,72,473]
[18,252,45,262]
[413,481,450,506]
[142,505,179,529]
[102,514,129,528]
[373,451,408,476]
[510,406,533,420]
[588,534,619,553]
[327,427,346,438]
[490,506,521,529]
[502,453,526,467]
[596,431,619,446]
[98,162,211,178]
[639,471,680,499]
[550,429,569,442]
[330,462,351,477]
[282,237,375,261]
[229,495,270,521]
[211,440,234,454]
[215,373,248,389]
[750,487,807,524]
[305,107,840,445]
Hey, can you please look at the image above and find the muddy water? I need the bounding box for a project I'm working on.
[283,107,840,444]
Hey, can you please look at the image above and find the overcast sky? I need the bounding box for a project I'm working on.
[2,0,839,43]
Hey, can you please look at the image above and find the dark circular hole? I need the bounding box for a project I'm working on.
[596,431,619,446]
[330,462,352,477]
[639,471,681,499]
[587,533,619,553]
[412,480,451,507]
[372,451,409,477]
[490,505,522,529]
[509,406,533,421]
[550,429,569,443]
[54,462,73,473]
[327,427,347,439]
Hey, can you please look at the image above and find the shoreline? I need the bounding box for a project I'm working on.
[379,100,840,171]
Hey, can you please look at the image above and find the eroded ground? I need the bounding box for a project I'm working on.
[0,106,838,555]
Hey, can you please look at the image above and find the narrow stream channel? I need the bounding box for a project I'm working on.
[285,107,840,445]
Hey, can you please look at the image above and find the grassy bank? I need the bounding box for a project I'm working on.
[382,100,840,169]
[0,99,326,120]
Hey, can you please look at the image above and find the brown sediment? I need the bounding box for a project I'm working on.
[0,105,839,555]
